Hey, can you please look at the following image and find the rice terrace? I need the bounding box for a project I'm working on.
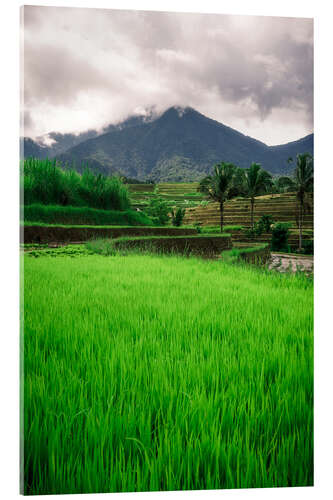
[21,6,314,497]
[22,154,313,495]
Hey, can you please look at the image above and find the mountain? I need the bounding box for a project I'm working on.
[21,137,50,159]
[269,134,313,166]
[23,106,314,181]
[21,130,100,159]
[21,111,157,160]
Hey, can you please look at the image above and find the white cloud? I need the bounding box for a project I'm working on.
[22,6,313,145]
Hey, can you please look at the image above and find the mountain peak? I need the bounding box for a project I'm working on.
[163,106,195,118]
[24,105,314,181]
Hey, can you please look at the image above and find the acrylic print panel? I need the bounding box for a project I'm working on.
[21,4,314,495]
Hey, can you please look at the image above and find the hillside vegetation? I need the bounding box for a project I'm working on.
[22,158,130,211]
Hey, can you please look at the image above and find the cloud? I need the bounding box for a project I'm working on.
[22,6,313,145]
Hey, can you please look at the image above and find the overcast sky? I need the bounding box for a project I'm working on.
[22,6,313,145]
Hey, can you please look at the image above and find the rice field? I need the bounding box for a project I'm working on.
[22,253,313,495]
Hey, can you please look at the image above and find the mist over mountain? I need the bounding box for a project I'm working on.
[23,106,313,181]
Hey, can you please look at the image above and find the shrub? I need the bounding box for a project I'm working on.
[244,227,256,239]
[194,222,202,234]
[171,207,186,227]
[301,239,314,255]
[257,215,274,233]
[271,223,291,252]
[244,215,274,239]
[145,196,171,225]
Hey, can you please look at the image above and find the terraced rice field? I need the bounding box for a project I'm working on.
[184,192,313,246]
[184,192,313,229]
[128,183,204,209]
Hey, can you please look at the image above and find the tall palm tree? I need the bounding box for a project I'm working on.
[198,162,237,232]
[244,163,273,229]
[283,153,314,251]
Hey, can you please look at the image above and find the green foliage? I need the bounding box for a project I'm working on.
[85,239,117,256]
[243,163,273,228]
[245,215,275,238]
[25,244,91,258]
[244,163,273,199]
[294,153,314,198]
[150,156,204,182]
[222,244,269,263]
[271,176,295,194]
[194,222,202,233]
[198,162,237,203]
[244,227,256,239]
[22,158,130,210]
[84,234,231,258]
[227,167,247,197]
[258,214,275,233]
[23,253,313,494]
[23,204,155,226]
[145,196,171,225]
[271,223,292,252]
[171,207,186,226]
[201,225,243,234]
[289,153,314,251]
[299,239,314,255]
[86,238,157,257]
[198,162,239,232]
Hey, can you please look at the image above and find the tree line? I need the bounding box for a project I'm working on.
[198,153,313,250]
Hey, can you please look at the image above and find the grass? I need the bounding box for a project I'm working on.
[23,244,91,258]
[22,221,163,229]
[23,204,155,226]
[221,245,269,264]
[22,158,130,210]
[84,234,231,257]
[201,225,243,233]
[23,252,313,495]
[181,225,243,233]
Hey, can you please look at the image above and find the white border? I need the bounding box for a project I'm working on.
[1,1,332,499]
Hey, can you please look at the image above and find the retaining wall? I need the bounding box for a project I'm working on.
[23,225,198,244]
[112,235,232,257]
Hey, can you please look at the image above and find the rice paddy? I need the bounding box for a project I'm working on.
[22,252,313,495]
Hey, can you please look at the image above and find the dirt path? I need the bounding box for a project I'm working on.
[269,253,313,273]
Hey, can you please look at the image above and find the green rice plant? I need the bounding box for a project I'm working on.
[24,244,92,258]
[23,204,155,226]
[85,234,231,258]
[22,253,313,495]
[202,225,243,234]
[85,239,117,256]
[222,244,269,265]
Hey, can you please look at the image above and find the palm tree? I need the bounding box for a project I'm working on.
[198,162,237,232]
[283,153,314,251]
[244,163,273,229]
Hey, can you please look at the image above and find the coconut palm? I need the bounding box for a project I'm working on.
[198,162,237,232]
[244,163,273,229]
[283,153,314,251]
